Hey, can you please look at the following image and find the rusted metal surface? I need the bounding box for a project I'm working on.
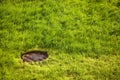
[21,50,48,62]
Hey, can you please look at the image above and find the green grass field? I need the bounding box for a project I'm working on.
[0,0,120,80]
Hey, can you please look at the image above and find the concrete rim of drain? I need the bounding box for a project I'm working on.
[21,50,48,62]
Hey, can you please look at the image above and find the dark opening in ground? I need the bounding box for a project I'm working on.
[21,50,48,62]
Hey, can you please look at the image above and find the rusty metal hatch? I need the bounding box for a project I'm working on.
[21,50,48,62]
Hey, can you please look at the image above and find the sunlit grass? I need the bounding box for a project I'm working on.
[0,49,120,80]
[0,0,120,80]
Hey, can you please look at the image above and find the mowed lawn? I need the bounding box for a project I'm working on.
[0,0,120,80]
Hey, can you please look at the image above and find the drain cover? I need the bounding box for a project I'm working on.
[21,50,48,62]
